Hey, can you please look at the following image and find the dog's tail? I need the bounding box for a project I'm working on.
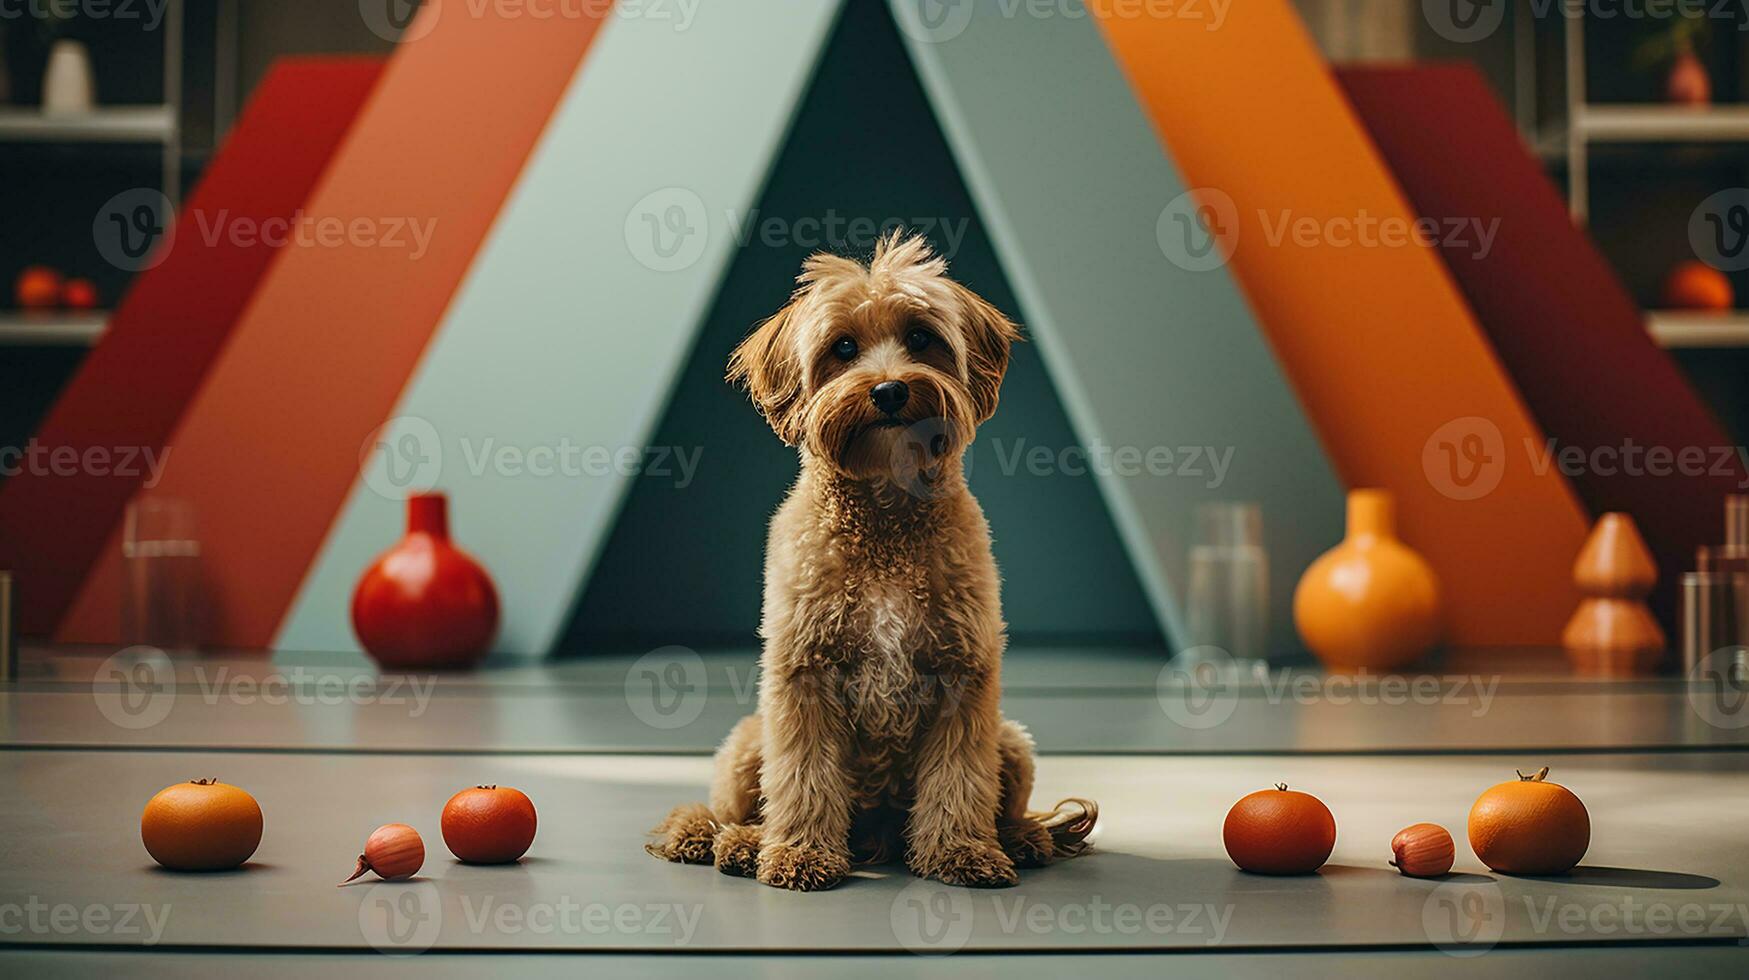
[1030,797,1099,859]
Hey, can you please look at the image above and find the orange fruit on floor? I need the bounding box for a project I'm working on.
[441,784,537,864]
[14,266,63,309]
[1661,260,1734,311]
[1468,766,1589,875]
[1223,783,1336,875]
[140,778,263,871]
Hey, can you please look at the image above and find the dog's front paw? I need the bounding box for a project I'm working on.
[756,842,850,891]
[714,823,762,878]
[911,841,1019,888]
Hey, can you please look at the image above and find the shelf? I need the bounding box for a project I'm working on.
[1646,311,1749,348]
[0,106,175,143]
[1577,104,1749,143]
[0,311,108,346]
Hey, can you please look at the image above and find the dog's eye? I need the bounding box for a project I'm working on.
[831,336,859,362]
[905,328,934,353]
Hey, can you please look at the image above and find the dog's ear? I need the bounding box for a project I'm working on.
[951,282,1022,423]
[727,299,804,444]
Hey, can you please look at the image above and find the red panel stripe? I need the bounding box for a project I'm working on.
[0,58,385,637]
[1339,64,1748,627]
[56,7,608,647]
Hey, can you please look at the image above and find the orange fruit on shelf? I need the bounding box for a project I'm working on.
[1661,260,1734,311]
[140,778,264,871]
[1223,783,1336,875]
[441,784,537,864]
[14,266,63,309]
[61,278,100,310]
[1468,766,1589,875]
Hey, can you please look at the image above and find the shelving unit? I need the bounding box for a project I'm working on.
[0,312,108,346]
[1645,310,1749,348]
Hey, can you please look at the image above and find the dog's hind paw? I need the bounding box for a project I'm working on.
[714,823,762,878]
[999,818,1056,869]
[756,842,850,891]
[912,842,1019,888]
[645,803,718,865]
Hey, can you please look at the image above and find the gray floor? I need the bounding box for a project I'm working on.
[4,645,1748,975]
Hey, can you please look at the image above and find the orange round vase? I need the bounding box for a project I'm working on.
[1293,490,1441,671]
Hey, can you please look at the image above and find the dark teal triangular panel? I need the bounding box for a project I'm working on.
[559,0,1160,651]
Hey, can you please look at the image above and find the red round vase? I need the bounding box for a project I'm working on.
[351,494,499,670]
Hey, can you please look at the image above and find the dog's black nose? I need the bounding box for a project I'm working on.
[870,380,910,416]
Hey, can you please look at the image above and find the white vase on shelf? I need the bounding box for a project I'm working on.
[41,39,95,115]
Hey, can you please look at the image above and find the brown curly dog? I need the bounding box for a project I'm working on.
[647,233,1095,891]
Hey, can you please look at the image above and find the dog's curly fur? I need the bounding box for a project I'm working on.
[648,233,1095,891]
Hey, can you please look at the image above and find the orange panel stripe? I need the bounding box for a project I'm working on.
[57,6,608,646]
[1091,0,1588,645]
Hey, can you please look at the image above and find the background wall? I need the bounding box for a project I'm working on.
[559,0,1162,651]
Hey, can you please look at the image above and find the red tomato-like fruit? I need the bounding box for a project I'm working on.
[351,493,498,670]
[1223,783,1337,875]
[15,266,63,309]
[441,784,537,864]
[61,278,100,310]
